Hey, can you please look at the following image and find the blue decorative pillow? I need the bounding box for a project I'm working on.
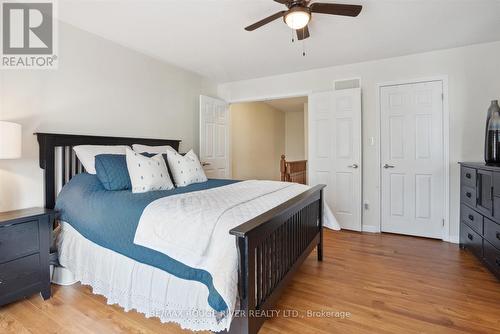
[95,154,132,191]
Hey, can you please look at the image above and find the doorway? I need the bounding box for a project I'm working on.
[229,97,308,181]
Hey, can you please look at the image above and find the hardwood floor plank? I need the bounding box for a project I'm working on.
[0,230,499,334]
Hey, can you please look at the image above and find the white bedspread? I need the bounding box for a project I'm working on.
[134,180,314,330]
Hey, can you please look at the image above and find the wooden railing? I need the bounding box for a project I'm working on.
[280,155,307,185]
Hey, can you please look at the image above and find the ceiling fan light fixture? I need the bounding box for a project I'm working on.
[284,7,310,30]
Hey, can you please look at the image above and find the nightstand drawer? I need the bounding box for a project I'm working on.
[484,218,500,250]
[0,220,39,263]
[0,254,41,297]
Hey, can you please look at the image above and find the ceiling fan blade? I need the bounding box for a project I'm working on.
[309,3,362,17]
[245,11,286,31]
[296,26,310,40]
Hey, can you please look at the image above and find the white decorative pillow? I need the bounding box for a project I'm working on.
[73,145,129,174]
[125,148,174,193]
[166,149,207,187]
[132,144,175,154]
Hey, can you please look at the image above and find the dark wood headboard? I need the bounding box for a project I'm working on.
[36,133,181,209]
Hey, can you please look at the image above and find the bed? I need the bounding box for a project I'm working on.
[37,132,325,334]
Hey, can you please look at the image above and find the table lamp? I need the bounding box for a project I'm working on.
[0,121,22,159]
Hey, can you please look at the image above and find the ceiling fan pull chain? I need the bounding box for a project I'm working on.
[302,39,306,57]
[291,29,295,43]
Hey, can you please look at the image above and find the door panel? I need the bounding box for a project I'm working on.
[309,88,362,231]
[199,95,230,179]
[381,81,444,238]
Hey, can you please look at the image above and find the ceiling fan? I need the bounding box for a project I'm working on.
[244,1,362,41]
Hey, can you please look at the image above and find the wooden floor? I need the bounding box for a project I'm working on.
[1,230,499,334]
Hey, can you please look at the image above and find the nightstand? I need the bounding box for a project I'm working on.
[0,207,55,306]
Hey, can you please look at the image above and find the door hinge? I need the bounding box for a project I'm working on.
[442,219,445,227]
[441,93,444,101]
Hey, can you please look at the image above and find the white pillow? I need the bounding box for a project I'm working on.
[166,149,207,187]
[73,145,129,174]
[125,148,174,193]
[132,144,175,154]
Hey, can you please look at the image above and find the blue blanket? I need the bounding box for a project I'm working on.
[55,173,238,312]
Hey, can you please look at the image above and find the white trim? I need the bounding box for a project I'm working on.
[362,225,380,233]
[226,91,312,104]
[448,235,460,244]
[376,75,450,242]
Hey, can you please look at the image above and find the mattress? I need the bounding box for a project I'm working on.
[55,173,239,312]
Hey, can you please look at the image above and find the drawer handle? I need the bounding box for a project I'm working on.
[466,173,471,179]
[496,232,500,240]
[466,192,472,198]
[467,233,473,241]
[468,214,474,221]
[496,259,500,267]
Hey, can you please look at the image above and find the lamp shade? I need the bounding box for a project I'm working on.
[0,121,22,159]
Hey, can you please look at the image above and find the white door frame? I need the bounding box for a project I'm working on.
[225,91,312,105]
[376,76,450,242]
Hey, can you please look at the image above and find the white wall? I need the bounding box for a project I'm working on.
[230,102,285,181]
[219,41,500,241]
[0,22,214,211]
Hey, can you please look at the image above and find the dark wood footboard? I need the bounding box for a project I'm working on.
[228,185,325,334]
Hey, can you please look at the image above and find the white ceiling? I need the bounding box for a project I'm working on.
[264,96,308,113]
[58,0,500,83]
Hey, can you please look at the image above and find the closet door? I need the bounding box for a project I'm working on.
[380,81,444,238]
[309,89,362,231]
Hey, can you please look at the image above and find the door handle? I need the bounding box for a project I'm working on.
[348,164,359,169]
[201,162,211,167]
[383,164,395,169]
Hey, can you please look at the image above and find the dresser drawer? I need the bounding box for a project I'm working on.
[0,220,39,263]
[0,254,41,297]
[483,240,500,278]
[461,205,483,235]
[484,218,500,250]
[461,186,476,208]
[461,167,476,188]
[460,222,483,259]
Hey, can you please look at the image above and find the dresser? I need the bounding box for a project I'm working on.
[459,163,500,279]
[0,208,55,306]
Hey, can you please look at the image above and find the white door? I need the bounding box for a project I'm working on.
[199,95,231,179]
[380,81,444,238]
[309,88,362,231]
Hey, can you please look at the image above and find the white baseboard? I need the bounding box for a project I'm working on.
[447,235,460,244]
[362,225,380,233]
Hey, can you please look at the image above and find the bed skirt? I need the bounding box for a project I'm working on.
[57,222,230,332]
